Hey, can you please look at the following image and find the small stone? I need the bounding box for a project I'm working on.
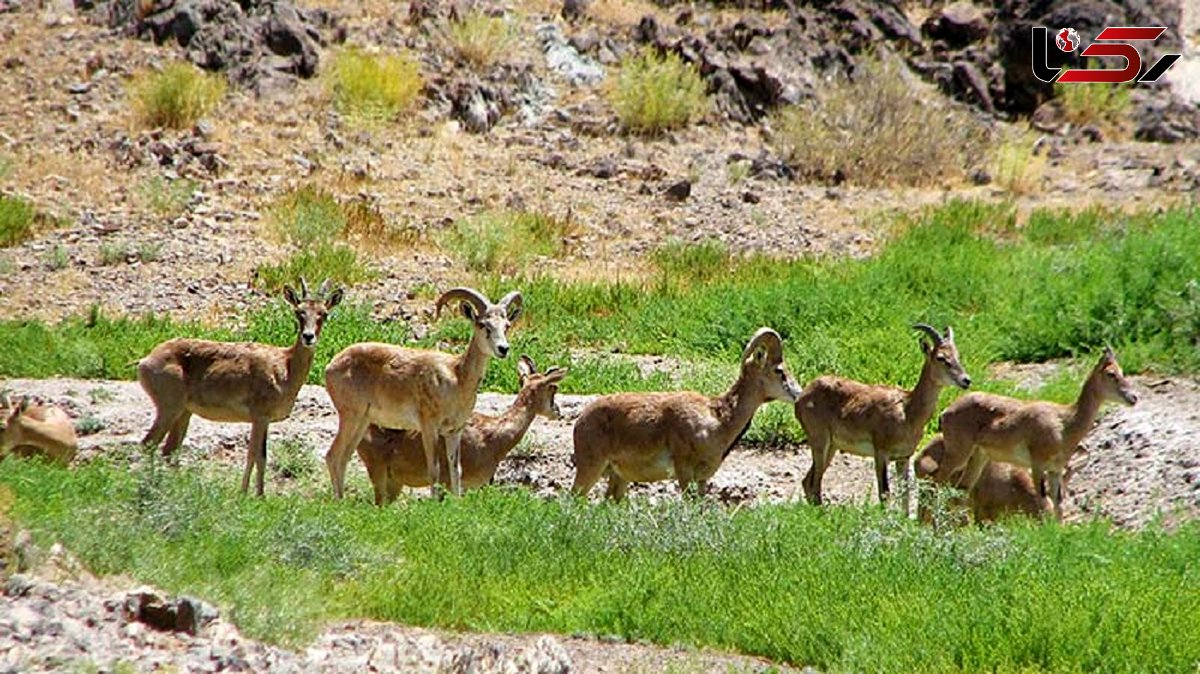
[66,82,89,94]
[741,191,760,204]
[664,179,691,202]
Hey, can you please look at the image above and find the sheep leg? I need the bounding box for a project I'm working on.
[325,411,370,499]
[253,420,269,497]
[242,422,267,495]
[873,449,890,504]
[161,411,192,458]
[604,469,629,502]
[1046,470,1064,522]
[419,425,442,499]
[894,457,915,517]
[570,447,608,499]
[445,429,464,497]
[802,429,831,505]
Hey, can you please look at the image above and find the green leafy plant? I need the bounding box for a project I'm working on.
[328,48,423,123]
[609,49,708,135]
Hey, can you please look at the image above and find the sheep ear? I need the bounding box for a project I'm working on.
[919,338,932,355]
[16,396,29,414]
[517,355,536,380]
[326,287,345,309]
[283,285,300,307]
[461,302,477,322]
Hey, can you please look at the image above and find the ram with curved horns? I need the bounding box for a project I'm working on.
[324,287,523,499]
[571,327,802,500]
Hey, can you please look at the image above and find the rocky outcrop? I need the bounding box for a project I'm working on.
[81,0,345,96]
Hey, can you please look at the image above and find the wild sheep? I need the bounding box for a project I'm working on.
[571,327,801,500]
[356,355,567,505]
[137,279,343,495]
[795,324,971,507]
[324,287,522,499]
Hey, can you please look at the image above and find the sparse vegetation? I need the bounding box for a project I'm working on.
[98,242,127,266]
[3,458,1198,672]
[992,129,1046,196]
[43,245,69,271]
[328,48,423,123]
[255,244,376,294]
[0,194,38,247]
[609,49,708,135]
[140,176,196,217]
[129,63,226,130]
[1055,79,1131,137]
[268,185,346,247]
[440,210,578,273]
[448,13,514,67]
[772,57,988,187]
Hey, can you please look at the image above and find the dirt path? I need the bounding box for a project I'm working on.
[6,373,1198,528]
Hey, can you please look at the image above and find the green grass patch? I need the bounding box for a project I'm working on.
[140,176,196,217]
[2,458,1198,672]
[129,63,226,130]
[0,193,38,247]
[609,48,708,135]
[2,202,1199,443]
[328,48,423,123]
[256,245,375,293]
[772,57,988,187]
[440,210,578,273]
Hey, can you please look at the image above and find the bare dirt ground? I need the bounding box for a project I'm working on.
[8,371,1199,529]
[1,2,1198,323]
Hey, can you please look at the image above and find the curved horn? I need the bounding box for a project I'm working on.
[912,323,943,345]
[742,327,783,362]
[435,287,490,319]
[299,277,310,298]
[498,290,523,310]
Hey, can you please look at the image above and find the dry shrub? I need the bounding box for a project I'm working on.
[129,63,225,129]
[772,57,989,187]
[992,128,1047,196]
[447,13,514,67]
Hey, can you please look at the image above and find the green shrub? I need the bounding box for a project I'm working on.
[129,63,225,129]
[255,244,376,293]
[609,49,708,135]
[268,185,346,247]
[772,57,988,187]
[440,210,577,273]
[448,13,514,67]
[140,176,196,216]
[0,194,37,247]
[328,48,423,123]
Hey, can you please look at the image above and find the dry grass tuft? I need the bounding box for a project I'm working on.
[992,128,1047,196]
[129,63,226,130]
[447,13,515,68]
[1055,80,1131,138]
[772,57,989,187]
[328,48,423,123]
[608,49,708,135]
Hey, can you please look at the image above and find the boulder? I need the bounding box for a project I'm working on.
[923,2,990,48]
